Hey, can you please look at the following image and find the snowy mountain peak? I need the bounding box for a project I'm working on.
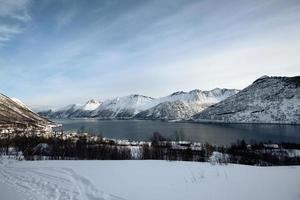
[103,94,153,106]
[208,88,239,97]
[58,104,82,112]
[130,94,154,99]
[82,99,101,111]
[170,91,186,96]
[189,89,202,94]
[255,75,270,82]
[87,94,156,119]
[86,99,98,104]
[210,88,223,93]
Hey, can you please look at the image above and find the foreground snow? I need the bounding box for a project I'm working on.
[0,159,300,200]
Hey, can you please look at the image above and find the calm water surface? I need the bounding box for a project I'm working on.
[52,119,300,145]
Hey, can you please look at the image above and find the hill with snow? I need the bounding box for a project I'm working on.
[194,76,300,124]
[0,93,53,133]
[92,94,154,119]
[135,100,194,120]
[39,99,102,118]
[11,98,30,110]
[81,99,101,111]
[136,88,239,120]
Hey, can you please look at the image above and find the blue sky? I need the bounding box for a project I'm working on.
[0,0,300,108]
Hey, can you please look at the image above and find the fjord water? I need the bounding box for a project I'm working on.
[52,119,300,145]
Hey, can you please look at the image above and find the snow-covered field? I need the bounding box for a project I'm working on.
[0,159,299,200]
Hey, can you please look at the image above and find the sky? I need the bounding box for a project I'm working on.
[0,0,300,109]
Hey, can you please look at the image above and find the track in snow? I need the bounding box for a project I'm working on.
[0,159,126,200]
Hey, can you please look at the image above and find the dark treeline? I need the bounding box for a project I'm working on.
[222,140,300,166]
[0,132,300,166]
[142,132,208,162]
[0,134,131,160]
[144,133,300,166]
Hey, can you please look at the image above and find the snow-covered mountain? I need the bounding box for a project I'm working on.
[136,88,239,120]
[39,99,102,118]
[135,100,195,120]
[193,76,300,124]
[0,93,53,133]
[38,104,81,119]
[91,95,154,119]
[81,99,101,111]
[39,89,238,120]
[153,88,239,105]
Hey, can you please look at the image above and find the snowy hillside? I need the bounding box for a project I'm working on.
[39,99,102,118]
[155,88,239,105]
[136,88,239,120]
[11,98,31,110]
[39,104,82,118]
[39,88,238,120]
[194,76,300,124]
[135,100,196,120]
[0,93,53,132]
[92,94,154,119]
[81,99,101,111]
[0,159,299,200]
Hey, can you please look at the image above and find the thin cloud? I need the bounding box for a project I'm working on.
[0,0,299,108]
[0,24,22,42]
[0,0,31,44]
[0,0,31,19]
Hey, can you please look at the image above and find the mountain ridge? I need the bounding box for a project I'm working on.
[38,88,239,120]
[193,76,300,124]
[0,93,54,134]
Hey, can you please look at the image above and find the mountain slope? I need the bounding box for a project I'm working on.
[193,76,300,124]
[135,101,195,120]
[38,104,82,119]
[154,88,239,106]
[39,99,102,118]
[0,93,53,133]
[81,99,101,111]
[92,95,154,119]
[135,88,239,120]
